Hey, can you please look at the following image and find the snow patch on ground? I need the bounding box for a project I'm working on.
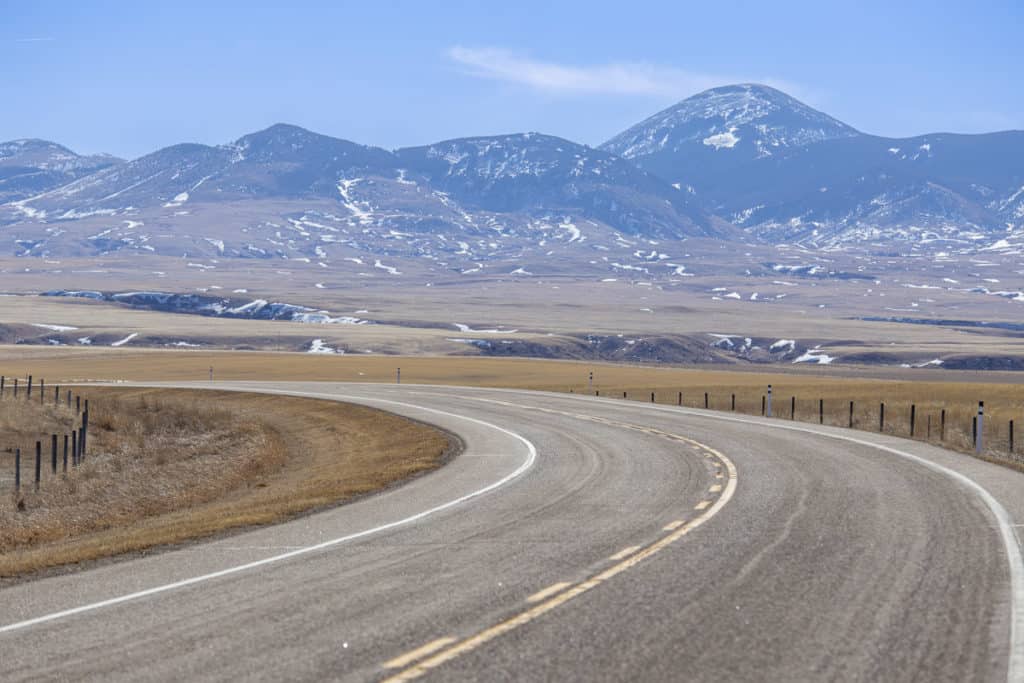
[110,332,138,347]
[792,347,834,364]
[32,323,78,332]
[703,128,740,150]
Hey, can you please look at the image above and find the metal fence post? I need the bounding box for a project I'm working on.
[15,448,20,491]
[731,394,736,411]
[790,396,795,420]
[767,385,773,417]
[651,392,655,403]
[849,401,854,428]
[677,391,682,406]
[40,378,44,404]
[0,375,4,397]
[880,403,885,432]
[34,441,41,491]
[1011,420,1015,454]
[51,434,57,474]
[819,399,824,424]
[704,392,709,409]
[27,375,32,399]
[761,395,766,416]
[940,409,946,441]
[910,404,916,437]
[63,434,69,472]
[71,430,78,467]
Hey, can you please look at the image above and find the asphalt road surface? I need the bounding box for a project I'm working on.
[1,382,1022,682]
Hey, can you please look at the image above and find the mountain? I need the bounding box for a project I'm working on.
[5,124,396,217]
[396,133,719,238]
[0,139,122,203]
[602,84,859,184]
[602,84,1024,248]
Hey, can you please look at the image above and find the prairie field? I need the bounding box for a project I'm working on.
[0,345,1022,469]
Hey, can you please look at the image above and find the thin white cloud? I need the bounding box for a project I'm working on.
[12,37,55,43]
[447,45,804,100]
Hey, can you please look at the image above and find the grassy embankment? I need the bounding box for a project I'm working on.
[0,387,450,577]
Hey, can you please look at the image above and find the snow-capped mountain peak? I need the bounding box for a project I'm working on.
[601,83,859,160]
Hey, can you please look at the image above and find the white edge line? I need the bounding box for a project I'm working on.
[571,395,1024,683]
[0,394,538,635]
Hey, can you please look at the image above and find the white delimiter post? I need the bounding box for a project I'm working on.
[977,401,984,453]
[397,367,401,385]
[767,384,773,417]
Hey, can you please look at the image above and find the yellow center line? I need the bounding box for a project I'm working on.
[608,545,642,561]
[526,581,572,604]
[379,418,739,683]
[382,637,458,670]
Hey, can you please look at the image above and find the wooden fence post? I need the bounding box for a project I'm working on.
[1011,420,1015,454]
[51,434,57,474]
[849,401,854,428]
[63,434,69,472]
[677,391,682,406]
[14,448,20,491]
[66,390,71,407]
[704,392,709,409]
[910,404,916,437]
[819,399,824,424]
[731,394,736,411]
[34,440,41,491]
[651,392,655,403]
[790,396,795,420]
[14,378,18,398]
[0,375,4,397]
[40,378,44,404]
[27,375,32,399]
[880,403,885,432]
[940,409,946,441]
[54,385,59,405]
[71,430,78,467]
[761,395,766,416]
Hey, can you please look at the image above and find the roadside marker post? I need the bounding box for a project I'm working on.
[766,385,773,417]
[40,378,45,404]
[731,394,736,411]
[704,392,709,409]
[977,401,984,454]
[849,401,854,428]
[910,404,916,437]
[880,403,885,432]
[790,396,795,420]
[819,399,824,425]
[651,392,655,403]
[588,372,593,392]
[27,375,32,399]
[396,367,401,385]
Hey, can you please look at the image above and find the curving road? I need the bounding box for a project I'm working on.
[1,382,1022,682]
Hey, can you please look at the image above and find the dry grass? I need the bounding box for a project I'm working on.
[0,387,450,578]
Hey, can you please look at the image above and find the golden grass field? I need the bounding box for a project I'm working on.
[0,387,450,578]
[1,345,1022,462]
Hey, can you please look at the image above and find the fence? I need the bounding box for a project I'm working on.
[1,375,90,495]
[576,382,1023,469]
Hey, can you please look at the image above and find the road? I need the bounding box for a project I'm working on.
[1,382,1022,682]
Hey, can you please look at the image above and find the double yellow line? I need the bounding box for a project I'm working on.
[380,409,738,681]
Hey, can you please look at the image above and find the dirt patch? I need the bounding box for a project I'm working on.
[0,387,452,578]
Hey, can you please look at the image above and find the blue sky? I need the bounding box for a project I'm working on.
[3,0,1022,159]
